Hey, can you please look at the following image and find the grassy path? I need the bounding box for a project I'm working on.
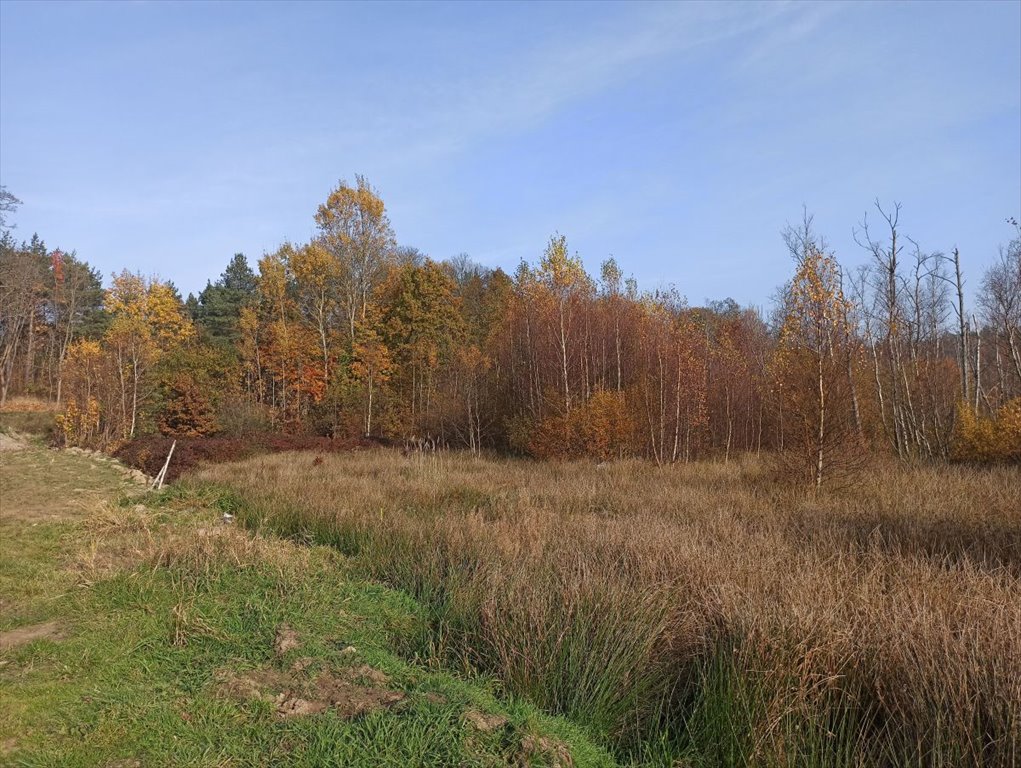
[0,434,611,767]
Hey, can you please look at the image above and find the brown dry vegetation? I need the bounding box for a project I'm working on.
[196,450,1021,766]
[113,433,371,483]
[0,395,57,413]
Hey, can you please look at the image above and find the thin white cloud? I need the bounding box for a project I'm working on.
[338,3,802,171]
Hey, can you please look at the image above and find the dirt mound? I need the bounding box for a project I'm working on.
[216,662,404,720]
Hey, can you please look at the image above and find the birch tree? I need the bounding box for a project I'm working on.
[314,176,396,344]
[773,245,863,488]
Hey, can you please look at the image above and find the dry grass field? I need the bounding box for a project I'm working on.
[196,451,1021,767]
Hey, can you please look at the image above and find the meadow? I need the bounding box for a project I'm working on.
[1,431,608,766]
[196,450,1021,767]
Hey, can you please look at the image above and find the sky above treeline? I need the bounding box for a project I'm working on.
[1,1,1018,307]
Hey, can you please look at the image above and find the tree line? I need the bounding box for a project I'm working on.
[1,180,1018,484]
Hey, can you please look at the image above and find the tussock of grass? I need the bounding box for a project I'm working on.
[196,450,1021,766]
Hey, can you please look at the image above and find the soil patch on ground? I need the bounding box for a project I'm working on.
[0,621,65,651]
[463,709,508,733]
[0,433,26,452]
[274,624,301,656]
[216,662,405,720]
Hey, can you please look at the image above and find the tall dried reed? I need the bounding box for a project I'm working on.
[196,452,1021,766]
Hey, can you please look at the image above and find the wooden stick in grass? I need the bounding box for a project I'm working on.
[151,439,176,490]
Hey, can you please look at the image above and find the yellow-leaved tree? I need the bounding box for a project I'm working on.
[291,241,342,390]
[314,175,396,344]
[59,272,193,445]
[535,233,592,415]
[351,321,393,438]
[772,245,865,488]
[55,339,104,446]
[105,272,194,439]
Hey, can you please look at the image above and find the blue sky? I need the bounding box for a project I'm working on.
[1,1,1018,307]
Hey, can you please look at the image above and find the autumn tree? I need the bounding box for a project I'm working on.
[0,191,26,403]
[0,234,47,404]
[154,337,240,437]
[34,249,105,404]
[376,259,464,437]
[773,244,864,488]
[703,304,767,462]
[535,234,592,415]
[157,373,219,437]
[0,221,104,407]
[55,339,105,446]
[103,271,194,438]
[599,258,627,392]
[632,294,707,464]
[978,228,1021,403]
[255,245,325,424]
[0,186,21,232]
[56,272,193,445]
[451,345,491,453]
[952,397,1021,464]
[314,176,396,344]
[291,241,342,390]
[351,322,392,438]
[447,260,512,451]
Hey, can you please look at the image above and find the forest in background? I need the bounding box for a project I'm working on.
[1,179,1018,484]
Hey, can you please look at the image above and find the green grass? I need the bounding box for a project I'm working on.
[0,446,613,766]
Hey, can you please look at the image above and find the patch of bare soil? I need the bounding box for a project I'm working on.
[217,667,292,702]
[463,709,508,732]
[274,624,301,655]
[0,620,65,651]
[0,432,26,452]
[521,734,574,767]
[308,668,404,719]
[216,662,405,720]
